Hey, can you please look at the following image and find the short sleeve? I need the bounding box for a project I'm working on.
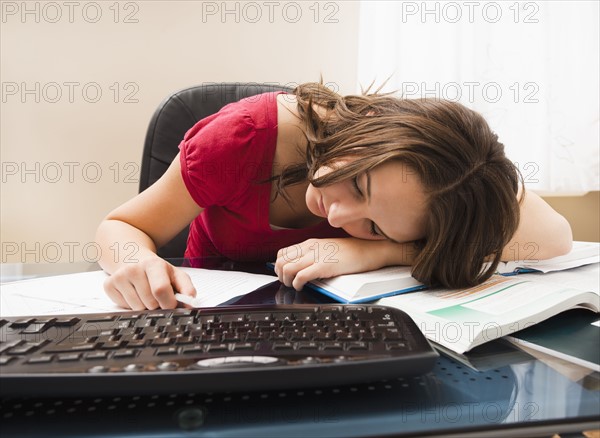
[179,103,259,208]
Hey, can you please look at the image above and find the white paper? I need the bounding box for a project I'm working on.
[496,241,600,274]
[174,267,277,308]
[0,267,277,317]
[0,271,119,317]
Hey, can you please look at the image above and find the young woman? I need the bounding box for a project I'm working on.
[96,82,573,310]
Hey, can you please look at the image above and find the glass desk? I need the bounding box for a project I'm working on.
[1,259,599,437]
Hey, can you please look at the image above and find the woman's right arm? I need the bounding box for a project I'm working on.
[95,153,203,310]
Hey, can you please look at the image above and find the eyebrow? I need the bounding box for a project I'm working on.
[365,171,400,244]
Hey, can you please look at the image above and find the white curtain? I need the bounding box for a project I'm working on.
[357,1,599,194]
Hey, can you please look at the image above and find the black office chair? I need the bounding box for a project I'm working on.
[139,82,294,258]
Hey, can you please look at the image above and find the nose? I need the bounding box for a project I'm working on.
[327,200,362,229]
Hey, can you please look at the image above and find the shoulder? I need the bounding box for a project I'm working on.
[179,92,284,206]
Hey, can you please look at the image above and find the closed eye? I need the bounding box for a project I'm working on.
[369,221,381,237]
[352,175,382,238]
[352,175,363,198]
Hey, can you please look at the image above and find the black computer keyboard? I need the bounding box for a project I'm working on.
[0,304,438,397]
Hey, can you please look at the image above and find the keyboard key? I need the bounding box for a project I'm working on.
[297,342,319,350]
[0,356,15,365]
[150,338,171,347]
[231,342,255,351]
[100,341,125,350]
[345,342,369,351]
[206,344,229,353]
[87,316,116,322]
[0,340,23,354]
[54,317,81,326]
[47,342,98,353]
[182,345,204,354]
[7,343,38,355]
[125,339,148,348]
[386,342,408,350]
[57,353,81,361]
[292,312,314,321]
[113,349,137,359]
[9,318,35,328]
[20,319,56,334]
[321,342,344,351]
[155,346,179,356]
[220,314,247,323]
[27,355,53,364]
[248,313,272,322]
[85,351,109,360]
[272,342,294,350]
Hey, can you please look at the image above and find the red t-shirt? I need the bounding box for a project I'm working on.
[179,91,348,262]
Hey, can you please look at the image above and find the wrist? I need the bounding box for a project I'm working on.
[377,240,419,266]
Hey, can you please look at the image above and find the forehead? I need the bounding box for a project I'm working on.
[368,161,428,242]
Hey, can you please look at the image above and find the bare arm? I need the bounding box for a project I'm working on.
[501,189,573,261]
[274,237,417,290]
[95,153,203,309]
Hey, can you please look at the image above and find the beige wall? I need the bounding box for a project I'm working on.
[543,192,600,243]
[1,1,598,265]
[1,1,361,263]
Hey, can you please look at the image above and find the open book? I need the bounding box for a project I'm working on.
[377,263,599,354]
[306,266,426,304]
[302,241,599,304]
[495,241,599,275]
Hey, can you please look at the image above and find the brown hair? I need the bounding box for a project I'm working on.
[274,81,523,289]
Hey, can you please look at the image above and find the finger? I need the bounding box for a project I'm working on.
[171,268,196,298]
[109,273,147,311]
[117,264,160,310]
[103,278,130,309]
[146,263,178,309]
[291,263,335,291]
[280,256,313,288]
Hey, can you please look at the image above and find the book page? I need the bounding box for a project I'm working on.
[496,241,600,274]
[174,267,277,307]
[310,266,416,300]
[379,271,600,354]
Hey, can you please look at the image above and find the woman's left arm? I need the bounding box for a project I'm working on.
[501,189,573,261]
[274,237,416,290]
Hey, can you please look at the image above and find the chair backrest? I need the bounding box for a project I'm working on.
[139,82,294,258]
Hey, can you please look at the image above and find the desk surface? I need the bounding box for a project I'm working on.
[1,260,599,438]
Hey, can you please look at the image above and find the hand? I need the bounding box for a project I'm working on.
[274,238,390,290]
[103,256,196,310]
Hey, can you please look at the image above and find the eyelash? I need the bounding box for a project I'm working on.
[352,176,363,198]
[352,176,380,237]
[369,222,379,237]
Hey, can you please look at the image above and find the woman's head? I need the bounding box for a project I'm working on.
[304,158,429,243]
[278,81,522,288]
